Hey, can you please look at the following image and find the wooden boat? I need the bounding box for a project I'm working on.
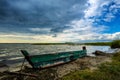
[21,47,87,69]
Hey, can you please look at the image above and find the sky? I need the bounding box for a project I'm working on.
[0,0,120,43]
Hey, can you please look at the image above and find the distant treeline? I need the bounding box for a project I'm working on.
[84,42,111,46]
[84,40,120,48]
[32,40,120,48]
[32,43,65,45]
[32,42,82,45]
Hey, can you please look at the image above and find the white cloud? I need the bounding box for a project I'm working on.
[115,0,120,4]
[0,0,120,43]
[59,17,107,42]
[84,0,119,22]
[0,31,120,43]
[110,32,120,40]
[29,28,51,32]
[57,0,120,42]
[102,2,120,22]
[64,19,93,33]
[84,0,109,18]
[0,33,65,43]
[84,0,100,18]
[103,13,115,22]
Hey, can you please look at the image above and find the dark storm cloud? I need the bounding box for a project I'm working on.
[0,0,87,34]
[51,26,71,33]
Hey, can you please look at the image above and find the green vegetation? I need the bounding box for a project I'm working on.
[111,40,120,48]
[84,42,111,46]
[84,40,120,48]
[32,40,120,48]
[61,52,120,80]
[32,43,66,45]
[32,42,82,45]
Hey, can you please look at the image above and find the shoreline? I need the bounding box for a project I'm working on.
[0,49,117,80]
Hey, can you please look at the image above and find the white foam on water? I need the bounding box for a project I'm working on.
[0,54,7,57]
[8,57,24,61]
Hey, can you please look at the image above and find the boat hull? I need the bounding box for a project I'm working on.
[21,50,87,69]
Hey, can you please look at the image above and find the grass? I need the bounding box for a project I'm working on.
[61,52,120,80]
[111,40,120,48]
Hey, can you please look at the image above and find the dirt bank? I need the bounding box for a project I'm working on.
[56,55,112,78]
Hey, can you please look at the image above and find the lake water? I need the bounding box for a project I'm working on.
[0,43,110,71]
